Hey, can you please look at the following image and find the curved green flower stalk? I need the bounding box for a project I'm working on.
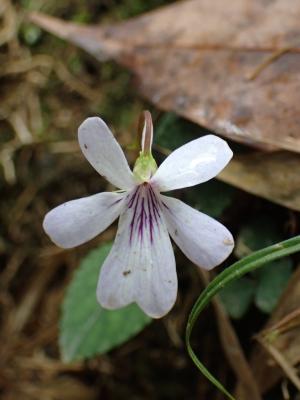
[186,235,300,400]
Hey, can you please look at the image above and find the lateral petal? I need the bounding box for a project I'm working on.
[161,195,234,270]
[78,117,135,190]
[43,191,125,248]
[97,185,177,318]
[151,135,232,192]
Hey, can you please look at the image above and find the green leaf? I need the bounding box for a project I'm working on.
[60,243,151,362]
[255,258,293,313]
[235,216,282,259]
[155,112,199,150]
[219,277,255,319]
[20,24,42,46]
[186,179,235,218]
[186,235,300,400]
[233,216,292,314]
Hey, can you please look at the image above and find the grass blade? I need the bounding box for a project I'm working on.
[186,236,300,400]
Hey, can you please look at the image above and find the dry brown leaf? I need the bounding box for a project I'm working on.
[235,267,300,396]
[16,377,97,400]
[29,0,300,153]
[219,151,300,211]
[28,2,300,211]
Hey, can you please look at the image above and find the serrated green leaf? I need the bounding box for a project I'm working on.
[219,277,255,319]
[60,243,151,362]
[255,258,293,313]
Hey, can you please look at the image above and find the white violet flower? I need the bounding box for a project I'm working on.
[43,111,234,318]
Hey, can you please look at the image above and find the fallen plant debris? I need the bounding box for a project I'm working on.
[29,0,300,152]
[0,1,232,398]
[1,0,300,399]
[29,0,300,212]
[237,267,300,396]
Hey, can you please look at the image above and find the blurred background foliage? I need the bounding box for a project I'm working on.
[0,0,299,399]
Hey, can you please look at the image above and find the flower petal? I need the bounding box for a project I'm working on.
[151,135,232,192]
[161,195,234,270]
[43,191,125,248]
[97,185,177,318]
[78,117,135,190]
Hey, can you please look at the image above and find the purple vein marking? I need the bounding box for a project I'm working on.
[128,187,139,208]
[147,193,154,243]
[148,186,160,223]
[108,198,122,208]
[162,201,170,210]
[127,184,161,245]
[137,197,147,241]
[128,188,140,244]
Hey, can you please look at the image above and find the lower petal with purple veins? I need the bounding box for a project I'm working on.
[97,184,177,318]
[127,184,162,245]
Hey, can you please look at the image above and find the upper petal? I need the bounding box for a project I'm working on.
[151,135,232,192]
[161,195,234,270]
[43,191,125,248]
[78,117,135,190]
[97,184,177,318]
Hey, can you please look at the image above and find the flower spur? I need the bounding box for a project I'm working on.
[43,111,234,318]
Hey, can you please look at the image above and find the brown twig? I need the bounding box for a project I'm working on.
[256,336,300,391]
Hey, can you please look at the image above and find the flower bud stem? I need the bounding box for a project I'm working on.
[139,110,153,155]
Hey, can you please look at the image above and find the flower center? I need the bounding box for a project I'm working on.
[133,153,157,183]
